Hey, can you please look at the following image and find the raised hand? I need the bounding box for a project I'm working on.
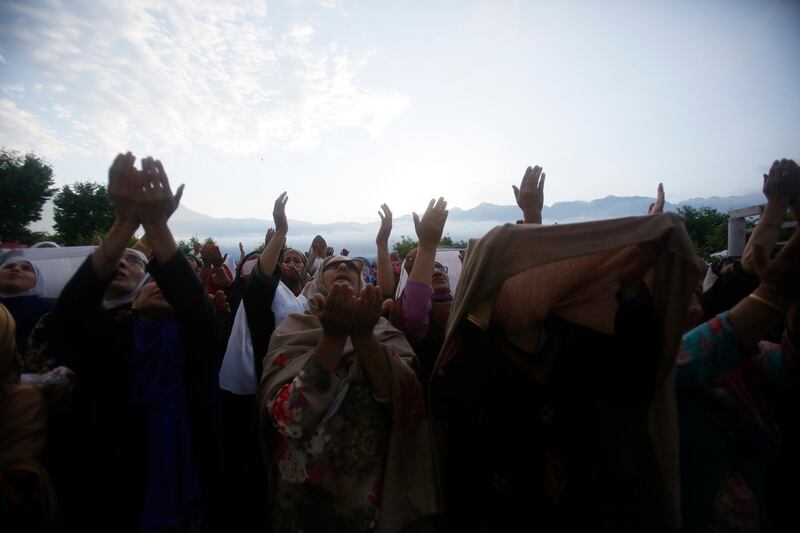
[413,197,449,249]
[648,183,665,215]
[376,203,393,246]
[202,245,225,269]
[512,165,545,224]
[315,283,357,339]
[351,284,382,339]
[311,235,327,254]
[211,265,232,288]
[763,159,798,209]
[273,191,288,234]
[340,248,350,257]
[136,157,184,227]
[239,242,245,255]
[108,152,140,229]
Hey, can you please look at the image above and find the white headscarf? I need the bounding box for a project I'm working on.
[0,257,46,298]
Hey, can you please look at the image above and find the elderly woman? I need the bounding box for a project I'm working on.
[44,153,225,531]
[260,254,438,532]
[0,257,53,360]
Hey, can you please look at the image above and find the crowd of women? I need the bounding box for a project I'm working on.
[1,153,799,532]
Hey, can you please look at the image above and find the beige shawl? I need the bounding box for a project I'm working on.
[433,213,701,528]
[261,256,439,532]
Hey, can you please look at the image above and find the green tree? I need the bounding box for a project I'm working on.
[392,234,469,259]
[53,181,115,245]
[0,149,56,242]
[677,205,729,261]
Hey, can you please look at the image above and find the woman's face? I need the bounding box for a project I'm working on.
[105,252,146,300]
[282,251,305,276]
[322,259,362,291]
[432,261,451,294]
[0,261,37,295]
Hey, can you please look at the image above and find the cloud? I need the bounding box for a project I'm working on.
[0,0,408,159]
[0,99,91,156]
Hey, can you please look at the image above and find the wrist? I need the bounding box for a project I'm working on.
[112,218,139,236]
[417,241,437,252]
[752,285,793,314]
[351,329,375,343]
[523,211,542,224]
[761,202,788,226]
[321,330,348,342]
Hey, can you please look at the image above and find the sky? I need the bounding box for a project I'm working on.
[1,0,799,224]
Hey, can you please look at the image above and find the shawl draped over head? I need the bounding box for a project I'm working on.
[0,258,53,356]
[102,249,150,310]
[261,255,440,532]
[431,213,702,529]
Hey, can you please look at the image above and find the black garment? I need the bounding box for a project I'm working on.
[220,262,281,532]
[701,260,759,321]
[44,252,224,531]
[432,294,663,533]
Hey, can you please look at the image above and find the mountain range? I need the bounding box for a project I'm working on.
[166,191,765,256]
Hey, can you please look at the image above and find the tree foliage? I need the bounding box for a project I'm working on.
[178,236,218,255]
[391,234,469,259]
[0,149,56,242]
[53,181,115,245]
[676,205,729,261]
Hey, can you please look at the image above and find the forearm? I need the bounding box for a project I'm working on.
[352,333,392,401]
[142,222,178,264]
[742,202,787,273]
[728,284,792,352]
[90,219,138,280]
[259,229,286,277]
[312,334,347,374]
[376,241,394,296]
[408,244,436,285]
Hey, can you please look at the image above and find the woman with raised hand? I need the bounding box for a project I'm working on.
[375,203,397,299]
[676,193,800,532]
[260,252,438,532]
[218,192,309,530]
[44,153,224,531]
[430,202,700,531]
[386,198,451,386]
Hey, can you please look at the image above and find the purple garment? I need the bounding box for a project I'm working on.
[401,280,434,340]
[131,318,202,531]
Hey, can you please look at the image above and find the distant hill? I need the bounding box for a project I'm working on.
[30,191,765,257]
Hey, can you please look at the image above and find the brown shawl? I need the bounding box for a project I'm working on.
[432,213,701,528]
[261,256,439,532]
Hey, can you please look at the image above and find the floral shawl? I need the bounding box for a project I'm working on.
[260,256,439,532]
